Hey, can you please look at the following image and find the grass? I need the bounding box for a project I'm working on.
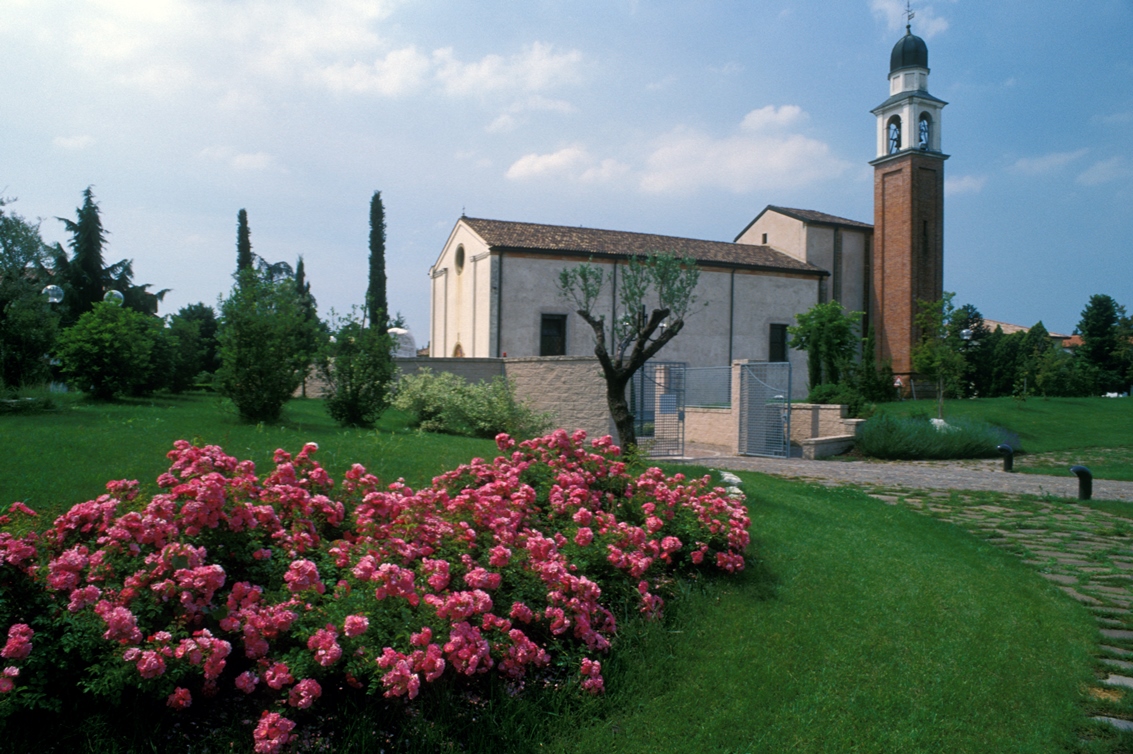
[874,396,1133,480]
[0,395,1115,751]
[543,472,1099,754]
[0,391,499,519]
[874,396,1133,453]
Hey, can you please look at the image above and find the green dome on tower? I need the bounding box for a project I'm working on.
[890,28,928,73]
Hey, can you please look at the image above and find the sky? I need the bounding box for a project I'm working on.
[2,0,1131,339]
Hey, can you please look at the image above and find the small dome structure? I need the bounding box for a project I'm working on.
[890,28,928,73]
[388,327,417,358]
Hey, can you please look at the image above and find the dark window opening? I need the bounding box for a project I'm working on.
[887,116,902,154]
[540,314,567,356]
[761,233,768,244]
[769,324,789,363]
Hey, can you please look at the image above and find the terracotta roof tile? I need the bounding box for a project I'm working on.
[461,217,826,276]
[763,206,874,229]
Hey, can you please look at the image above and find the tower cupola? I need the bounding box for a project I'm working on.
[871,26,947,158]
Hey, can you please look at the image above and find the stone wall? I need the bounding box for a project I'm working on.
[685,407,736,453]
[394,357,504,384]
[788,403,852,444]
[394,356,615,443]
[503,357,615,442]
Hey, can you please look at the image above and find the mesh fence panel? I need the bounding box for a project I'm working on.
[738,362,792,458]
[630,362,686,457]
[684,366,732,408]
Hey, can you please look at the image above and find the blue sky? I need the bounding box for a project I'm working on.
[2,0,1131,338]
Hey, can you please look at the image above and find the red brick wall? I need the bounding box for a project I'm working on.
[871,152,945,379]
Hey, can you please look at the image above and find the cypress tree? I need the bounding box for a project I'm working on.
[236,209,253,274]
[366,191,387,330]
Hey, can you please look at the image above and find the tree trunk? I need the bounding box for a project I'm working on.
[606,372,635,448]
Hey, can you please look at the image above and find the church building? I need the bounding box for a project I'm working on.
[428,25,945,395]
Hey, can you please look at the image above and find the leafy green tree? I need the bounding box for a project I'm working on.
[558,252,700,448]
[990,329,1025,397]
[57,187,108,320]
[911,293,966,419]
[236,209,253,273]
[56,303,157,400]
[0,200,61,390]
[366,191,388,330]
[174,303,220,374]
[1075,294,1130,393]
[319,309,395,427]
[56,187,167,320]
[215,270,313,422]
[788,301,862,389]
[1013,321,1054,396]
[948,303,991,397]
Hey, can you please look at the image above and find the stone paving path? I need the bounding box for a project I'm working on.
[670,449,1133,735]
[676,446,1133,502]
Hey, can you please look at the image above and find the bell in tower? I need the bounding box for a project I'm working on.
[869,19,948,388]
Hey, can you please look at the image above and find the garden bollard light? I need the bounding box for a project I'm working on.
[1070,465,1092,501]
[997,444,1014,472]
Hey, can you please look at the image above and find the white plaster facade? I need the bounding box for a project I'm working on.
[428,212,875,398]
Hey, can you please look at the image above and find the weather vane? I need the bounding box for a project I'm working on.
[906,0,915,32]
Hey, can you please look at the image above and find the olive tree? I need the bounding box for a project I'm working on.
[557,253,699,449]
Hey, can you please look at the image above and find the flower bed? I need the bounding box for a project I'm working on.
[0,429,749,752]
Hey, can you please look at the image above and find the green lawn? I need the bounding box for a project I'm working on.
[0,395,1116,752]
[0,392,499,519]
[874,396,1133,480]
[547,473,1099,754]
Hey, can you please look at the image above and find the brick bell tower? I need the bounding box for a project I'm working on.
[870,22,947,385]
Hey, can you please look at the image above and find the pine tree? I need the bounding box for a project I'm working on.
[236,209,253,274]
[58,186,108,318]
[366,191,388,330]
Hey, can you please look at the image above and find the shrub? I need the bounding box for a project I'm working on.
[0,430,750,750]
[856,414,1014,460]
[319,312,395,428]
[392,368,550,439]
[55,303,157,400]
[215,273,314,423]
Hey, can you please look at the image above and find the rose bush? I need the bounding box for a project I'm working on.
[0,429,749,752]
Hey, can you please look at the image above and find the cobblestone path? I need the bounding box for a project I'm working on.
[671,451,1133,734]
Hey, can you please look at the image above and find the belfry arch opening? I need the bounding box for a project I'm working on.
[887,116,902,154]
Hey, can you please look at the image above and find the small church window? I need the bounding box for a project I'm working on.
[540,314,567,356]
[887,116,902,154]
[769,324,789,362]
[761,233,768,244]
[918,113,931,150]
[455,245,466,274]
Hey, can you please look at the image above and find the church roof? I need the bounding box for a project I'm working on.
[460,217,827,276]
[760,206,873,229]
[732,205,872,243]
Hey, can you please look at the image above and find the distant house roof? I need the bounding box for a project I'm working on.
[733,205,873,243]
[460,217,827,276]
[983,319,1072,341]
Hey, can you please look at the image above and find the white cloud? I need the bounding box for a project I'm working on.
[316,46,431,95]
[1010,149,1088,175]
[1077,157,1132,186]
[740,105,807,131]
[434,42,583,97]
[710,62,744,75]
[199,146,285,173]
[53,135,95,150]
[639,106,849,195]
[505,147,630,185]
[485,96,575,133]
[506,146,592,180]
[580,159,631,184]
[871,0,949,39]
[944,174,986,196]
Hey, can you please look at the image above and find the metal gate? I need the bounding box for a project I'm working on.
[738,362,792,458]
[629,362,686,457]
